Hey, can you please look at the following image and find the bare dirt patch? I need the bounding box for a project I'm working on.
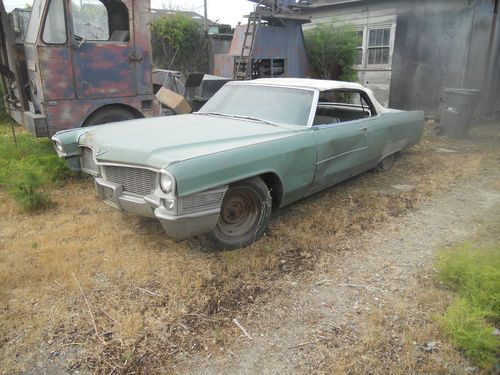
[0,120,499,374]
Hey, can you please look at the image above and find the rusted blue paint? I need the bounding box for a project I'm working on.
[44,95,156,134]
[73,43,137,98]
[134,0,154,96]
[38,46,75,100]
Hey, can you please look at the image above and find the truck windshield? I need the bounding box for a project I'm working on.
[25,0,45,44]
[198,84,315,127]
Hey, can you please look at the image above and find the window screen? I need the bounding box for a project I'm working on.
[367,28,390,65]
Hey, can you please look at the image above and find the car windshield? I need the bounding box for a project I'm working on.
[198,84,315,126]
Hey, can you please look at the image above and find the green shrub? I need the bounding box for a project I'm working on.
[439,298,498,368]
[437,243,500,321]
[0,121,72,212]
[10,168,53,212]
[436,243,500,369]
[151,13,209,73]
[304,23,358,82]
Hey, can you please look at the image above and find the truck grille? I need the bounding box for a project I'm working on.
[178,187,227,215]
[80,147,99,175]
[102,165,158,196]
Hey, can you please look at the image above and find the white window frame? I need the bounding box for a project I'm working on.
[354,28,365,68]
[355,23,396,70]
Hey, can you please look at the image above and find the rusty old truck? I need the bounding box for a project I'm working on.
[0,0,162,137]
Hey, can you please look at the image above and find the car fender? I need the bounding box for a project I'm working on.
[167,131,318,208]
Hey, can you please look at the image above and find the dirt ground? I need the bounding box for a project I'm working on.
[1,119,499,374]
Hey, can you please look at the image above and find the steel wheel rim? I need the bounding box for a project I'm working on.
[216,187,261,240]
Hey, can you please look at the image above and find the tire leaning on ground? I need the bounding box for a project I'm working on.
[206,177,272,250]
[84,107,137,126]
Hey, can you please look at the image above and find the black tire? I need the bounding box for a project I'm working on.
[376,153,395,172]
[206,177,272,250]
[84,107,137,126]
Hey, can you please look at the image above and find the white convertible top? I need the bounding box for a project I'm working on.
[232,78,391,114]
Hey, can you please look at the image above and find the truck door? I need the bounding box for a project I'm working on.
[69,0,137,99]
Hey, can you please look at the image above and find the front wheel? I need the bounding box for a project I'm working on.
[206,177,272,250]
[84,107,137,126]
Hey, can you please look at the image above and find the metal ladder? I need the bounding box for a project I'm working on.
[234,1,264,80]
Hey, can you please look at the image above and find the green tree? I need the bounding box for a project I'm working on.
[304,23,358,82]
[151,14,209,73]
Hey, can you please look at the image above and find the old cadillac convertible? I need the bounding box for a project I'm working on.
[52,78,424,249]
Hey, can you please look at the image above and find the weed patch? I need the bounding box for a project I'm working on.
[0,120,72,211]
[436,243,500,369]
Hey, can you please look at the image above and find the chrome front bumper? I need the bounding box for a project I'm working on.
[95,178,226,239]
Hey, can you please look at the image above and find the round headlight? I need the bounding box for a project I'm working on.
[159,172,173,193]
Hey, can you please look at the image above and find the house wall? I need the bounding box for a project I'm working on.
[302,0,398,106]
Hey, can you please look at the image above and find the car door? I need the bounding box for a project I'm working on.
[308,90,374,194]
[310,120,370,194]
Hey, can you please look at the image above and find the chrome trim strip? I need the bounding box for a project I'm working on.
[155,207,221,221]
[315,146,369,166]
[96,161,160,173]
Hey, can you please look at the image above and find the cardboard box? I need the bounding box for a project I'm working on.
[155,87,192,115]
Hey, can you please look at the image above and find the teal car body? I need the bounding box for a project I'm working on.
[52,78,424,246]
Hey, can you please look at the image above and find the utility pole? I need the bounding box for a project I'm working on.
[204,0,208,33]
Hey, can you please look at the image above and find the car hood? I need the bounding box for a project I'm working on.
[78,114,298,169]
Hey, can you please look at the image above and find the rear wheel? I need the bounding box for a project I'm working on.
[376,153,395,171]
[206,177,272,250]
[84,107,137,126]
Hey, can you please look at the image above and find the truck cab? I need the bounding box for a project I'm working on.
[0,0,157,137]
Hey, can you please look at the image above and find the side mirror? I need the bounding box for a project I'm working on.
[72,36,86,49]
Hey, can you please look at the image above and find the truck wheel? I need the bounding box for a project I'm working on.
[207,177,272,250]
[376,153,395,171]
[84,107,137,126]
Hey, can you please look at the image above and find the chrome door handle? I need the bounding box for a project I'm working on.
[359,127,368,136]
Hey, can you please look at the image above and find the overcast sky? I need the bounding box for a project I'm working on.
[4,0,256,26]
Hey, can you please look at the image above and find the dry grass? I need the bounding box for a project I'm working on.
[1,120,499,374]
[308,281,472,375]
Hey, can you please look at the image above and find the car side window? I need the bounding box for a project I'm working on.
[71,0,130,42]
[313,90,374,126]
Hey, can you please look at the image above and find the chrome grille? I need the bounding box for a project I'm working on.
[80,147,99,175]
[103,166,157,196]
[178,187,227,215]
